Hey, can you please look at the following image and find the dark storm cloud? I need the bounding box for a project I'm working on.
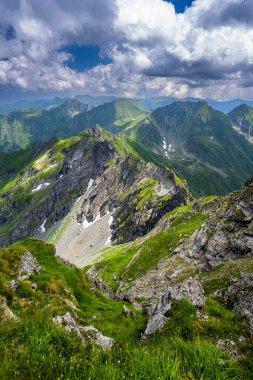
[0,0,253,100]
[199,0,253,28]
[143,52,253,85]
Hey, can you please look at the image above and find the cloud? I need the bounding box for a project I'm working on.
[0,0,253,100]
[198,0,253,28]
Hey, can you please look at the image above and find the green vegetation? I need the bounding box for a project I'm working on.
[119,178,158,210]
[0,131,86,242]
[229,104,253,142]
[0,99,88,153]
[93,210,208,290]
[67,98,148,137]
[124,101,253,197]
[0,238,252,379]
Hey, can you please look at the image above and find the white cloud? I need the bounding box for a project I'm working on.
[0,0,253,100]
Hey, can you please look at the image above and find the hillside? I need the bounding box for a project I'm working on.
[123,101,253,196]
[68,98,148,134]
[0,178,252,379]
[229,104,253,143]
[0,126,189,250]
[0,99,91,152]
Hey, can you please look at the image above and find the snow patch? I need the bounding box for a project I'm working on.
[83,212,101,229]
[87,179,94,192]
[32,182,50,192]
[105,235,111,246]
[163,138,175,157]
[108,215,113,226]
[39,219,47,233]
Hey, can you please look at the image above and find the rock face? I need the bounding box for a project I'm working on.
[18,252,41,281]
[0,126,190,248]
[143,277,204,338]
[53,312,114,350]
[77,155,190,245]
[182,180,253,262]
[224,275,253,335]
[228,104,253,143]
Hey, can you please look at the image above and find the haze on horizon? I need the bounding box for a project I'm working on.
[1,0,253,103]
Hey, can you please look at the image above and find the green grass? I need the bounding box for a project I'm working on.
[0,238,252,379]
[125,212,208,281]
[94,211,208,291]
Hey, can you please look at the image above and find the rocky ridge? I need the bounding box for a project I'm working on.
[0,126,190,264]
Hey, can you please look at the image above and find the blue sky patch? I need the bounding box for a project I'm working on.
[64,45,112,72]
[166,0,194,13]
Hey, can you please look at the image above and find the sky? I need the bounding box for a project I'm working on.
[0,0,253,103]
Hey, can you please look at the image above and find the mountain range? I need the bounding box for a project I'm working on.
[0,122,252,379]
[0,99,92,152]
[123,101,253,196]
[1,98,253,198]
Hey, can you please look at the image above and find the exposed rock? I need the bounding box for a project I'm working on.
[31,283,37,291]
[143,277,204,338]
[181,180,253,262]
[0,300,18,321]
[18,252,41,281]
[80,326,114,350]
[9,279,19,290]
[224,274,253,335]
[52,312,114,350]
[53,312,86,341]
[216,339,239,359]
[65,299,79,311]
[87,269,115,299]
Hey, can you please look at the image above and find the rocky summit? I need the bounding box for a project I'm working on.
[0,120,253,380]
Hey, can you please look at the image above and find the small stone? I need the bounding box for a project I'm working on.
[31,283,37,291]
[65,299,79,311]
[216,339,239,359]
[80,326,114,350]
[0,300,18,321]
[52,312,114,350]
[9,280,19,290]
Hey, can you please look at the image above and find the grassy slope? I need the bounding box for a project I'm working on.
[0,100,87,153]
[0,135,81,240]
[123,103,253,197]
[69,99,149,136]
[0,238,252,379]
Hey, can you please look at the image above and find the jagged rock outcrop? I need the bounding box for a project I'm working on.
[77,155,190,245]
[53,312,114,350]
[0,126,190,248]
[143,277,204,338]
[224,274,253,335]
[175,179,253,262]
